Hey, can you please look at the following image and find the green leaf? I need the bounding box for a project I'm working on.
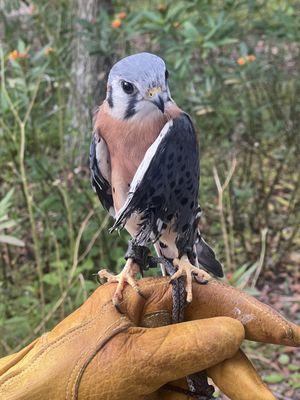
[244,287,260,296]
[288,364,300,371]
[235,262,259,287]
[263,373,285,384]
[165,3,187,21]
[203,41,217,50]
[0,234,25,247]
[83,280,98,293]
[278,354,290,365]
[78,259,94,273]
[141,11,163,24]
[0,189,14,218]
[43,273,61,286]
[0,219,17,231]
[17,39,26,53]
[182,21,199,40]
[218,37,238,45]
[289,373,300,389]
[230,263,250,282]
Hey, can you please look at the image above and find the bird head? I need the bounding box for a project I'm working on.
[105,53,172,121]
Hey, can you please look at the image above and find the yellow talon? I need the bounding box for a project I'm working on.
[98,258,141,306]
[172,255,210,303]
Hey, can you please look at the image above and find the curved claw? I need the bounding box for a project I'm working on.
[171,256,211,303]
[194,273,209,285]
[98,259,143,307]
[98,269,118,284]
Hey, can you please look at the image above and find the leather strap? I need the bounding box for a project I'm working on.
[152,256,214,400]
[125,240,153,272]
[125,246,215,399]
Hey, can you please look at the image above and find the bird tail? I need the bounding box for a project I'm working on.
[195,234,223,278]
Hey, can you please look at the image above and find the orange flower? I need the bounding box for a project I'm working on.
[247,54,256,62]
[111,19,122,28]
[8,50,28,61]
[8,50,19,60]
[44,47,54,56]
[117,11,127,19]
[237,57,246,66]
[237,54,256,66]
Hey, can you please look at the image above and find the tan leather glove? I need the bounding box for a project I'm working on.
[0,278,299,400]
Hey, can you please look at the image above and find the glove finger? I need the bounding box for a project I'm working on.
[187,280,300,347]
[139,277,300,347]
[130,316,244,394]
[0,339,38,376]
[207,349,276,400]
[146,349,276,400]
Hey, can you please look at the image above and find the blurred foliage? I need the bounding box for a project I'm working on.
[0,190,25,247]
[0,0,299,362]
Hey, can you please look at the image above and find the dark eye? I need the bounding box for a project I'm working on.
[165,69,169,80]
[121,80,134,94]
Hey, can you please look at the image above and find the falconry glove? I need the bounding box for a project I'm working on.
[0,277,299,400]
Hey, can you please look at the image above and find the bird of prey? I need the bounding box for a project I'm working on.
[90,52,223,305]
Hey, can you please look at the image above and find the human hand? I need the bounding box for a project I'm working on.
[0,277,299,400]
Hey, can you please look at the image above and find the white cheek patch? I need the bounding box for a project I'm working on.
[107,80,130,120]
[133,100,162,121]
[107,96,128,120]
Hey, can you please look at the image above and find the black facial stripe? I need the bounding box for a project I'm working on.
[124,94,137,119]
[107,87,113,108]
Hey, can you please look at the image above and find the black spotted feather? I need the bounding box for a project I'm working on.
[112,113,223,277]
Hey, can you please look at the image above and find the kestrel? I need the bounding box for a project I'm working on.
[90,53,223,305]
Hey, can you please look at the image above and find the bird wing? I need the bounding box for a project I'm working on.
[89,133,115,217]
[111,113,200,246]
[111,113,223,277]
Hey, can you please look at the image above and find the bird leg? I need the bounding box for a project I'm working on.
[98,258,141,306]
[171,255,211,303]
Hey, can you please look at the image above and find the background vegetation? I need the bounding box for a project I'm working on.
[0,0,299,397]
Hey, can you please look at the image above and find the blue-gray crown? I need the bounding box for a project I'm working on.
[108,52,166,88]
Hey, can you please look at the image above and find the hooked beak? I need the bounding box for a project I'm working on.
[147,87,165,114]
[152,94,165,113]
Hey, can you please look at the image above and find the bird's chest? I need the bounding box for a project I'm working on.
[108,121,166,211]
